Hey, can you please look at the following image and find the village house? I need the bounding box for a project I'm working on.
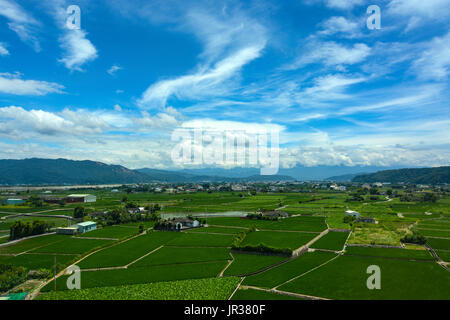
[169,218,200,230]
[345,210,360,218]
[257,210,289,218]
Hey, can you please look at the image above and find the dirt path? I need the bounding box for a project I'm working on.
[239,285,329,300]
[274,254,340,290]
[292,229,329,257]
[219,252,234,277]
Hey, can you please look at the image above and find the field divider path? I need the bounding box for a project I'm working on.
[416,227,450,232]
[183,231,237,236]
[292,228,329,257]
[218,252,234,277]
[258,229,320,234]
[227,276,245,300]
[27,231,148,300]
[240,285,329,300]
[16,238,67,256]
[273,253,340,290]
[125,245,164,268]
[207,224,248,230]
[423,236,450,240]
[273,288,329,300]
[0,232,57,249]
[73,236,119,241]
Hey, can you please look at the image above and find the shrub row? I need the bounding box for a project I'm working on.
[232,244,292,257]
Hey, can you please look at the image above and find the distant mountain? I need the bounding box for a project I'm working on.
[179,165,401,181]
[0,158,149,185]
[138,168,294,183]
[352,166,450,184]
[325,173,368,182]
[0,158,295,185]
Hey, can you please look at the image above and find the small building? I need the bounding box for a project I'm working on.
[42,196,64,204]
[111,189,119,193]
[171,218,200,230]
[56,226,78,235]
[89,211,109,217]
[356,217,376,224]
[127,208,141,214]
[76,221,97,233]
[66,194,97,203]
[345,210,360,218]
[5,198,25,205]
[258,210,289,218]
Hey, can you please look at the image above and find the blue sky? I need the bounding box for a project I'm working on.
[0,0,449,169]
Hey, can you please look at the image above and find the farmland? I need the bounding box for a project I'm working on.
[38,277,240,300]
[310,231,350,251]
[0,187,448,300]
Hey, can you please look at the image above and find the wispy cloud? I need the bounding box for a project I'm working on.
[304,0,366,10]
[0,42,9,56]
[286,40,371,70]
[412,31,450,81]
[317,16,362,38]
[387,0,450,31]
[136,4,267,109]
[0,73,64,95]
[0,0,41,51]
[46,0,98,71]
[107,65,122,76]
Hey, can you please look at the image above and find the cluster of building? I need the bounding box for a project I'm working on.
[2,194,97,206]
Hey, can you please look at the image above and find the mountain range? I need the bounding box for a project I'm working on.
[0,158,293,185]
[352,167,450,184]
[0,158,446,185]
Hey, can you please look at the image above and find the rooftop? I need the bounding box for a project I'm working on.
[77,221,97,227]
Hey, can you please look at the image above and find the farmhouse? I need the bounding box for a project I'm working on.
[259,210,289,218]
[66,194,97,203]
[345,210,360,218]
[76,221,97,233]
[56,226,78,235]
[5,198,25,205]
[89,211,109,217]
[42,196,64,204]
[56,221,97,235]
[172,218,200,230]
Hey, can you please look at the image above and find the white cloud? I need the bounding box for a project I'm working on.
[108,65,122,76]
[318,16,361,38]
[412,32,450,81]
[0,0,41,51]
[134,109,182,129]
[288,41,371,69]
[0,42,9,55]
[137,6,267,109]
[43,0,98,71]
[388,0,450,30]
[0,73,64,95]
[181,118,284,134]
[139,43,265,108]
[305,0,365,10]
[58,30,98,71]
[114,104,122,112]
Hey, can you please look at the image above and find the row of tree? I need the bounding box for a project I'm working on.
[9,220,53,240]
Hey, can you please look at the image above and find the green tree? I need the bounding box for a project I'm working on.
[73,206,86,219]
